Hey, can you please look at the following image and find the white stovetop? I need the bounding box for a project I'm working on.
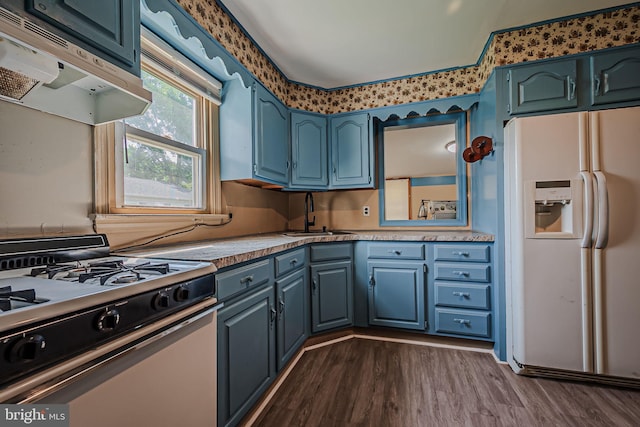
[0,256,216,334]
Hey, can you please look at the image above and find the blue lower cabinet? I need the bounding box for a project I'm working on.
[310,260,354,332]
[276,269,307,370]
[435,308,491,338]
[430,243,494,341]
[367,261,426,331]
[217,285,276,427]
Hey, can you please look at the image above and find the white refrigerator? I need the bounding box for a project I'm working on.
[504,106,640,385]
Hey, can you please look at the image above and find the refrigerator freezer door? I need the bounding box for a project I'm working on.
[591,107,640,379]
[505,112,588,372]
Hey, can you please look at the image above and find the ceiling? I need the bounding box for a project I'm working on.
[220,0,630,89]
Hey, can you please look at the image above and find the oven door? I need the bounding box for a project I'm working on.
[4,298,220,427]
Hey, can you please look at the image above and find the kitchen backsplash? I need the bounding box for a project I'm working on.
[178,0,640,114]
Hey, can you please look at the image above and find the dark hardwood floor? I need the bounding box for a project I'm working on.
[251,338,640,426]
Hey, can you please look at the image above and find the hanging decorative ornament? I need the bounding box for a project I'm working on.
[463,136,494,163]
[471,136,494,157]
[463,146,482,163]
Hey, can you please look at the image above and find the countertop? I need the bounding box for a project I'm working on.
[118,230,493,269]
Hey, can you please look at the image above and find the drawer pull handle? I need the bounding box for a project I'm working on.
[290,259,298,265]
[453,271,469,277]
[452,251,469,256]
[452,291,470,298]
[453,318,471,326]
[239,275,254,285]
[388,250,402,255]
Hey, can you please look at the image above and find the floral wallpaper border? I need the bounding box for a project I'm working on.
[176,0,640,114]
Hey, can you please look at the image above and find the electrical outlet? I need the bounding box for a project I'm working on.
[362,205,370,216]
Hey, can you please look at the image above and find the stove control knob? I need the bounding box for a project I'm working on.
[153,291,171,310]
[174,285,190,302]
[96,308,121,332]
[7,334,46,363]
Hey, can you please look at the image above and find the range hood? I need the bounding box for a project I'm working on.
[0,6,151,125]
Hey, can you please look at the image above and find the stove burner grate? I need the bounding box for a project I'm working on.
[78,261,171,286]
[0,286,44,312]
[26,260,172,286]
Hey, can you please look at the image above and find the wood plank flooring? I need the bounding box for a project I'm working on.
[251,337,640,426]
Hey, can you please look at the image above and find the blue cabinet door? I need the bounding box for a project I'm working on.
[290,111,328,188]
[25,0,138,72]
[276,269,307,370]
[591,48,640,106]
[254,83,289,185]
[310,260,353,332]
[367,261,426,331]
[218,285,276,427]
[508,60,577,114]
[329,112,373,188]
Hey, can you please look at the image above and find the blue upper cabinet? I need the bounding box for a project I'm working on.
[591,48,640,106]
[329,112,374,188]
[508,60,578,114]
[24,0,139,74]
[253,83,290,186]
[290,111,328,189]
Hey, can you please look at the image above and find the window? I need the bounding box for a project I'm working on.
[95,28,223,217]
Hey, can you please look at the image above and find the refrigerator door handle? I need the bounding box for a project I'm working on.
[593,171,609,249]
[580,171,594,248]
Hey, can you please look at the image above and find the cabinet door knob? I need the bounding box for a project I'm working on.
[312,279,317,293]
[452,291,470,298]
[568,77,577,100]
[240,275,254,285]
[270,305,277,327]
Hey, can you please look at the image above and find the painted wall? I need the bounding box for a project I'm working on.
[0,102,94,238]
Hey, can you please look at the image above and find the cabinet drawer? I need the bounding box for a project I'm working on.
[435,283,490,310]
[434,263,490,283]
[367,243,424,260]
[310,243,351,262]
[435,309,491,338]
[216,259,271,300]
[275,248,305,278]
[434,244,490,263]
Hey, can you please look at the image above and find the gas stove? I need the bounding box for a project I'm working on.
[0,235,215,330]
[0,235,217,396]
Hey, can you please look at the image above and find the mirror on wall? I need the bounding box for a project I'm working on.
[378,111,467,226]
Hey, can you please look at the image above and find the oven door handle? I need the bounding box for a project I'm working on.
[3,298,222,404]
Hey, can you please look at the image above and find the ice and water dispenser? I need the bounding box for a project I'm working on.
[524,179,582,238]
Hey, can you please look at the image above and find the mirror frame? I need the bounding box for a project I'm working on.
[377,110,468,227]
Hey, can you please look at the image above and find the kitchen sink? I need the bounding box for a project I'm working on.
[283,231,353,237]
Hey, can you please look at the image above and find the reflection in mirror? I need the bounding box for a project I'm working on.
[378,111,467,226]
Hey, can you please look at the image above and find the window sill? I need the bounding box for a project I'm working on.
[90,213,230,233]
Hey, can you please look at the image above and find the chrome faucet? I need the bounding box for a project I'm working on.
[304,192,315,233]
